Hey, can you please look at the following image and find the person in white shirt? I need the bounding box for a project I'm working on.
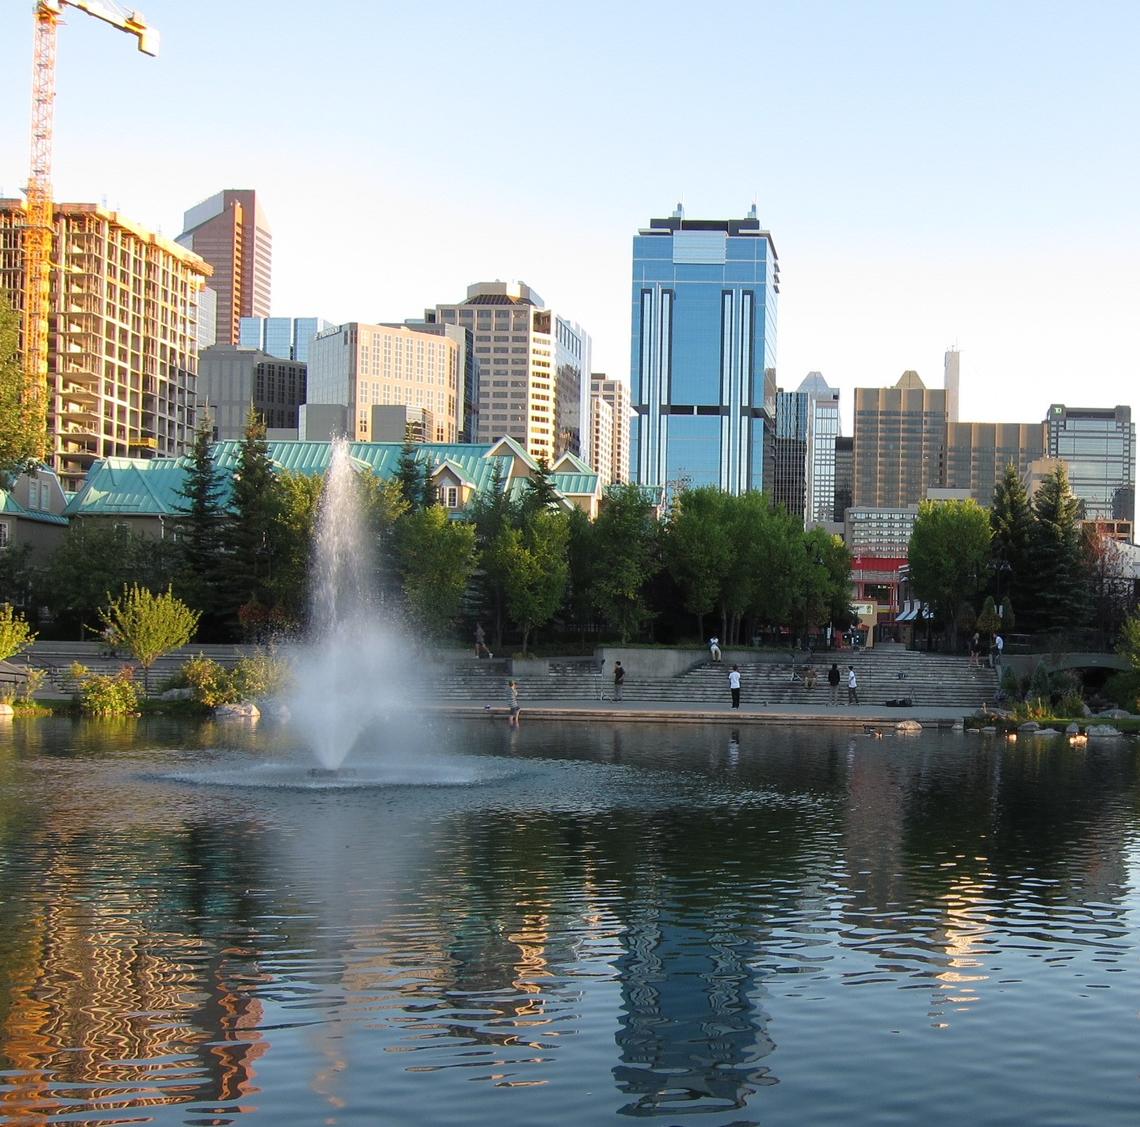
[709,636,721,663]
[847,665,859,705]
[994,634,1004,668]
[728,664,741,709]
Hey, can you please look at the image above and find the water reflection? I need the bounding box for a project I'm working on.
[0,718,1134,1125]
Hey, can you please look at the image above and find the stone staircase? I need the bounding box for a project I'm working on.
[434,648,999,709]
[25,643,246,696]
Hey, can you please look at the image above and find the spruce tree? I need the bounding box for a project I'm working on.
[172,416,226,637]
[989,461,1033,619]
[1030,462,1089,635]
[394,442,431,512]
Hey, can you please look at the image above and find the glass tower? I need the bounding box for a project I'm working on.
[630,206,778,496]
[239,316,331,363]
[1046,404,1135,522]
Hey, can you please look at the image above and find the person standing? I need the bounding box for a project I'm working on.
[709,636,721,663]
[994,633,1004,669]
[847,665,859,705]
[728,664,741,709]
[613,660,625,701]
[507,679,521,729]
[475,622,491,659]
[828,662,841,705]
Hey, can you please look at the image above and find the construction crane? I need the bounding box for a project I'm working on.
[22,0,158,461]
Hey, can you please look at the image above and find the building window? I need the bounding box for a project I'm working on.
[0,521,9,549]
[441,485,459,508]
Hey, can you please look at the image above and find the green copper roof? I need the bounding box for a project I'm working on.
[0,491,70,525]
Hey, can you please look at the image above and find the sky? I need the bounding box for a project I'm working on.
[2,0,1138,432]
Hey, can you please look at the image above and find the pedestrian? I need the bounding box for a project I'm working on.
[847,665,859,705]
[968,631,980,668]
[994,633,1004,668]
[709,636,721,663]
[507,679,521,729]
[475,622,491,659]
[728,664,741,709]
[828,662,841,704]
[804,665,817,691]
[613,660,625,701]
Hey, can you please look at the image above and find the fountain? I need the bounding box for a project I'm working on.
[288,439,410,772]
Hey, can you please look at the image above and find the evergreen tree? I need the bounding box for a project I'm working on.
[468,462,517,649]
[989,461,1033,619]
[172,416,226,638]
[1029,462,1088,635]
[219,408,283,636]
[394,443,431,512]
[520,456,561,517]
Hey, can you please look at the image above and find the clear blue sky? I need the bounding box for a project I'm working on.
[2,0,1137,431]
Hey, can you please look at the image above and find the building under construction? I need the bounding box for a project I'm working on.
[1,199,210,491]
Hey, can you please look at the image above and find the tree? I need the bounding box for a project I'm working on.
[1030,462,1088,635]
[0,289,44,480]
[907,499,992,649]
[99,584,200,696]
[519,456,561,518]
[395,505,479,639]
[591,485,661,643]
[172,416,227,637]
[219,409,283,635]
[394,443,431,512]
[976,595,1001,639]
[664,487,733,640]
[499,508,570,655]
[468,462,518,649]
[0,603,36,663]
[989,463,1033,596]
[38,522,177,638]
[270,469,325,626]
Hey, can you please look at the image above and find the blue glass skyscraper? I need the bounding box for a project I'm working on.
[630,206,778,495]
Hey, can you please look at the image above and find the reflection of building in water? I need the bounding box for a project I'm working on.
[0,835,269,1121]
[929,878,993,1024]
[613,913,775,1117]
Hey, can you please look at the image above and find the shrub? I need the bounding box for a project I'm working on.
[79,668,139,716]
[999,665,1020,699]
[21,667,47,704]
[1029,662,1052,702]
[181,655,235,708]
[231,651,289,701]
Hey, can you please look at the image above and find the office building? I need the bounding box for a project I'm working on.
[404,318,477,442]
[590,372,631,485]
[307,322,464,443]
[239,316,332,363]
[1045,404,1135,524]
[431,281,591,463]
[1,199,210,491]
[944,421,1045,506]
[853,371,946,508]
[803,373,841,527]
[177,190,271,346]
[630,205,779,495]
[833,436,853,521]
[197,345,307,440]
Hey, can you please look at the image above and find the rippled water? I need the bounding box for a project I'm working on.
[0,716,1136,1125]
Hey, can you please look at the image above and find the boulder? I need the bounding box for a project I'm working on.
[215,701,260,722]
[1087,725,1122,738]
[896,719,923,733]
[159,687,194,701]
[1064,723,1081,736]
[981,725,997,735]
[1096,709,1132,720]
[951,719,964,732]
[0,702,13,719]
[1017,721,1040,733]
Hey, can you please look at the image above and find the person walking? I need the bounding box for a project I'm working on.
[728,664,741,709]
[828,662,841,704]
[968,631,980,668]
[507,679,521,729]
[847,665,859,705]
[709,636,721,663]
[613,660,625,701]
[994,633,1004,669]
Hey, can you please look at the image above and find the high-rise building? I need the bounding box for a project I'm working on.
[307,322,464,443]
[1046,404,1135,523]
[590,373,631,485]
[853,371,946,508]
[630,205,779,496]
[177,190,271,346]
[773,389,809,519]
[802,373,841,527]
[197,345,307,439]
[239,316,331,363]
[1,199,210,491]
[944,348,960,423]
[944,421,1045,505]
[431,282,592,463]
[833,436,853,521]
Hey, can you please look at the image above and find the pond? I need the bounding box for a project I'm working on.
[0,715,1136,1125]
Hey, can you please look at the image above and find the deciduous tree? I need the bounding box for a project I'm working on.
[0,289,44,479]
[100,584,200,697]
[395,505,479,639]
[0,603,36,663]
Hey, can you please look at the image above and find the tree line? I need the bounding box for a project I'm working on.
[1,413,855,653]
[908,461,1136,650]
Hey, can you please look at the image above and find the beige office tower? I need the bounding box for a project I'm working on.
[306,322,463,443]
[433,281,592,464]
[590,372,631,485]
[0,199,210,491]
[853,371,947,508]
[177,190,271,346]
[944,421,1046,505]
[944,347,960,423]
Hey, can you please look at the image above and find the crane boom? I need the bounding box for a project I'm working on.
[22,0,158,465]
